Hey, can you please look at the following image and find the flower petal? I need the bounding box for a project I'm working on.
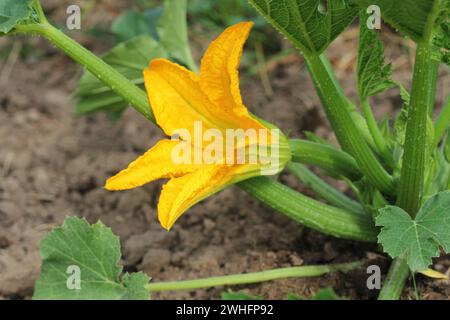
[157,164,264,230]
[144,59,234,137]
[199,21,264,131]
[105,139,199,191]
[157,166,230,229]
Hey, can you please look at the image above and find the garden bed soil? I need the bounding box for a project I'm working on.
[0,0,449,300]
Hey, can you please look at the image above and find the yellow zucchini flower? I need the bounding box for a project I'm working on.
[105,22,291,230]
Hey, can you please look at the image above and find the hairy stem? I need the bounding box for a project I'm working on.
[361,98,395,167]
[289,139,362,180]
[380,43,432,302]
[380,0,442,300]
[396,45,436,215]
[33,0,48,23]
[239,177,377,242]
[305,54,394,195]
[16,22,155,122]
[287,162,364,215]
[378,257,410,300]
[319,54,377,150]
[146,262,362,292]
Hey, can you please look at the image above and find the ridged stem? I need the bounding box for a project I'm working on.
[239,177,377,242]
[289,139,362,180]
[380,0,442,300]
[305,54,394,195]
[287,162,364,215]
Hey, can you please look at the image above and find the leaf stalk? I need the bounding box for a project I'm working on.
[146,262,362,292]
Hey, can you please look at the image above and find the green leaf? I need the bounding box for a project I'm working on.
[122,272,151,300]
[0,0,34,33]
[221,291,264,300]
[376,191,450,271]
[74,35,168,118]
[286,293,302,300]
[157,0,196,70]
[111,7,163,42]
[351,0,444,43]
[249,0,358,54]
[434,7,450,65]
[357,11,395,99]
[287,288,341,300]
[33,217,150,300]
[74,0,196,119]
[310,287,341,299]
[111,8,152,42]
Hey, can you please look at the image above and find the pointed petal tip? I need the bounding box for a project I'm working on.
[219,21,254,39]
[230,21,254,33]
[159,216,174,231]
[104,179,112,190]
[161,224,172,232]
[104,179,118,191]
[234,21,254,28]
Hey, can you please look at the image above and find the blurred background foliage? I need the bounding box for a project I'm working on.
[74,0,288,120]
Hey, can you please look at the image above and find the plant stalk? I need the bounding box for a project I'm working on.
[380,0,442,299]
[379,43,433,301]
[16,22,155,122]
[361,98,395,167]
[378,257,409,300]
[287,162,364,215]
[319,54,377,150]
[305,54,394,195]
[239,177,377,242]
[396,45,436,216]
[146,262,362,292]
[289,139,362,180]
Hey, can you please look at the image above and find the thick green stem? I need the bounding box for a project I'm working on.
[287,162,364,215]
[289,139,362,180]
[146,262,361,292]
[16,22,155,122]
[381,43,433,302]
[397,43,435,216]
[319,54,377,150]
[378,257,410,300]
[380,1,442,300]
[305,54,394,195]
[239,177,377,242]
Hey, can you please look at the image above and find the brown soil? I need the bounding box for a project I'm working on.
[0,0,449,300]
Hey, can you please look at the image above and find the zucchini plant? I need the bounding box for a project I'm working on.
[1,0,449,300]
